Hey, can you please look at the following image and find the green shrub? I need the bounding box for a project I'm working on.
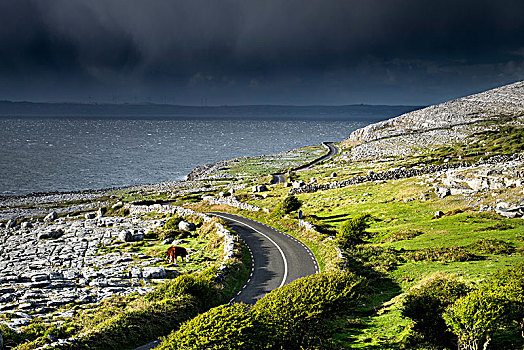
[163,216,183,231]
[45,268,228,350]
[69,295,201,350]
[444,289,513,350]
[336,213,371,250]
[444,264,524,350]
[286,171,298,182]
[466,238,515,255]
[252,271,366,349]
[145,270,219,309]
[480,263,524,334]
[406,247,477,263]
[180,194,202,202]
[381,229,423,243]
[158,272,366,349]
[158,303,258,350]
[272,195,302,217]
[402,274,470,346]
[349,245,401,273]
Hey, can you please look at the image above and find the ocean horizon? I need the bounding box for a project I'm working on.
[0,106,419,196]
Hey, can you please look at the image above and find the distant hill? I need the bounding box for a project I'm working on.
[0,101,421,121]
[344,80,524,161]
[349,81,524,143]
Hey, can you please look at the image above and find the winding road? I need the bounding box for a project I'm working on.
[137,145,330,349]
[209,212,319,304]
[272,142,338,184]
[135,214,318,350]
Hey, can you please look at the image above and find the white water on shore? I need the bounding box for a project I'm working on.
[0,117,368,196]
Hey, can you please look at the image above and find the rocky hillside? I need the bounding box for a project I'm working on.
[344,81,524,161]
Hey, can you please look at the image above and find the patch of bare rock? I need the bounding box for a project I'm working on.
[343,81,524,162]
[0,212,170,332]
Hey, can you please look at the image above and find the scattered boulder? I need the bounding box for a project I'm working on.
[292,180,306,189]
[20,221,33,230]
[132,232,144,242]
[495,202,523,218]
[162,238,174,245]
[178,220,196,232]
[96,208,105,218]
[6,219,17,228]
[44,212,58,223]
[435,187,451,198]
[85,213,96,220]
[142,267,166,279]
[31,274,48,282]
[252,184,268,193]
[331,172,338,178]
[434,211,444,219]
[172,239,188,245]
[37,229,63,240]
[111,202,124,209]
[284,182,292,187]
[118,230,133,242]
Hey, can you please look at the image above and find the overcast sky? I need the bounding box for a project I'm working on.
[1,0,524,105]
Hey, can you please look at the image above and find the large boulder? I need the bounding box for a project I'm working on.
[433,211,444,219]
[495,202,523,218]
[178,220,196,232]
[162,238,174,245]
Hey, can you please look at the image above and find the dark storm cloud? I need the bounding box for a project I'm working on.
[1,0,524,104]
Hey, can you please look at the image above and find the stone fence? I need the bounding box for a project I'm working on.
[203,195,270,213]
[290,153,524,195]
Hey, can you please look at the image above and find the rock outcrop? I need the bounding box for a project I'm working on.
[344,81,524,161]
[349,81,524,143]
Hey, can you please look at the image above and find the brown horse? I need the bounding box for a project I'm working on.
[166,246,188,265]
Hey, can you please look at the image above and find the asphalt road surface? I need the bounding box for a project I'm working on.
[209,212,319,304]
[272,142,338,184]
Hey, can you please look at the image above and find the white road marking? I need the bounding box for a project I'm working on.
[213,213,289,289]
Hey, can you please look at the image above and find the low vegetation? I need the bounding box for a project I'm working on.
[158,271,366,349]
[271,194,302,217]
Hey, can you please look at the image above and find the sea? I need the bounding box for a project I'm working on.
[0,105,419,196]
